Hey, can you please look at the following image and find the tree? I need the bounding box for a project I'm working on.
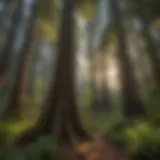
[109,0,145,118]
[0,0,38,120]
[125,0,160,90]
[138,11,160,90]
[13,0,90,146]
[0,0,22,88]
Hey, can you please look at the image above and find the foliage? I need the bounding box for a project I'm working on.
[105,120,160,160]
[0,121,34,144]
[144,93,160,125]
[37,19,57,42]
[38,0,54,20]
[99,23,115,51]
[25,135,58,160]
[80,1,95,22]
[0,135,58,160]
[0,146,21,160]
[133,140,160,160]
[124,0,160,21]
[105,119,129,147]
[128,122,160,160]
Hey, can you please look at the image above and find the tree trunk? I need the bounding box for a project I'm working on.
[110,0,145,118]
[0,0,22,88]
[14,0,90,146]
[0,59,26,120]
[138,13,160,90]
[0,0,37,120]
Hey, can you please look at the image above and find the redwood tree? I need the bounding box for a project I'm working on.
[139,13,160,90]
[14,0,90,146]
[110,0,145,118]
[125,0,160,90]
[0,0,38,120]
[0,0,22,88]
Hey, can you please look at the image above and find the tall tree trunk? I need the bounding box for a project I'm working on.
[0,0,22,88]
[0,56,27,120]
[110,0,145,118]
[131,33,153,96]
[138,12,160,90]
[0,0,37,120]
[14,0,90,146]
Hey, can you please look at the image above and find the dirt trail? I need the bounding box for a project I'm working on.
[59,133,130,160]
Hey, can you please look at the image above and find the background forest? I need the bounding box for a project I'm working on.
[0,0,160,159]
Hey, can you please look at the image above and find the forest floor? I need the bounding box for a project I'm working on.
[60,133,131,160]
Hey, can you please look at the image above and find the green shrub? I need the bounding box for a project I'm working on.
[105,119,129,147]
[0,135,58,160]
[26,135,58,160]
[129,122,160,160]
[133,140,160,160]
[0,124,10,144]
[106,120,160,160]
[0,146,23,160]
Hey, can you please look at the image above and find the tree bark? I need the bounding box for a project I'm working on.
[110,0,145,118]
[0,0,37,120]
[0,0,22,88]
[138,13,160,90]
[14,0,90,146]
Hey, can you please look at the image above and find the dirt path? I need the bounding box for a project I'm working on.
[59,133,130,160]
